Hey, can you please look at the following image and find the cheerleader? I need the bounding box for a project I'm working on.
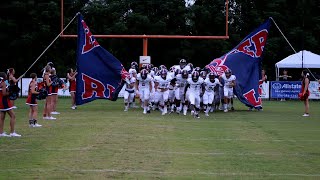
[67,68,77,109]
[0,72,21,137]
[7,68,23,107]
[300,70,310,117]
[42,65,55,120]
[26,73,42,127]
[50,69,60,115]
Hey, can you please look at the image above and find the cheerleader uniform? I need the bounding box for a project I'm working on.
[299,77,310,100]
[26,81,37,106]
[69,78,76,93]
[43,74,52,96]
[0,84,14,111]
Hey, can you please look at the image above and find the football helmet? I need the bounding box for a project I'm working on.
[160,69,168,79]
[179,59,187,68]
[159,65,167,71]
[208,72,216,82]
[174,69,181,76]
[192,71,200,82]
[140,69,148,80]
[225,69,232,78]
[181,70,189,79]
[200,71,207,79]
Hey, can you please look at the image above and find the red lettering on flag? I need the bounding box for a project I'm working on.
[237,39,255,57]
[237,29,268,58]
[81,20,99,54]
[106,84,115,99]
[252,30,268,57]
[81,73,106,99]
[243,89,262,107]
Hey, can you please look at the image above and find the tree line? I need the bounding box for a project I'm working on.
[0,0,319,79]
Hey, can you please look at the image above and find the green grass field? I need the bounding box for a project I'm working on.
[0,98,319,179]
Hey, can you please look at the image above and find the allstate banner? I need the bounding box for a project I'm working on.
[206,18,272,109]
[271,81,320,99]
[76,14,129,105]
[271,81,301,99]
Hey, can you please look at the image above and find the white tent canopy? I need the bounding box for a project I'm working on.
[275,50,320,79]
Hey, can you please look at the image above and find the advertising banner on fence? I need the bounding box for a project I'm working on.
[260,82,269,99]
[309,81,320,99]
[271,81,320,99]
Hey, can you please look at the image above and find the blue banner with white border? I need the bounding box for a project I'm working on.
[270,81,301,99]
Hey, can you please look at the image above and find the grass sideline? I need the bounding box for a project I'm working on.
[0,98,319,179]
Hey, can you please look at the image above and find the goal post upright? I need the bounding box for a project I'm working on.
[60,0,229,56]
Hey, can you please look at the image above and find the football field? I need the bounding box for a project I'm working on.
[0,98,319,179]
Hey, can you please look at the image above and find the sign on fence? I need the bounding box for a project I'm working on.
[270,81,320,99]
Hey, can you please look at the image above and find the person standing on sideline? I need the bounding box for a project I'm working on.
[279,69,292,101]
[7,68,23,107]
[0,72,21,137]
[50,69,60,115]
[67,68,77,109]
[26,73,42,127]
[43,65,55,120]
[300,70,310,117]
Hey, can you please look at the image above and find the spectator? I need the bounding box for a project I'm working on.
[279,69,292,101]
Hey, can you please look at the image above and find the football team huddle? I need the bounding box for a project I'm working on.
[123,59,237,118]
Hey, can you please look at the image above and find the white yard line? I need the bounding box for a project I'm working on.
[55,123,320,132]
[0,147,318,157]
[0,168,320,177]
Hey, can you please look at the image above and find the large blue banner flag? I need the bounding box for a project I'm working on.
[206,18,272,109]
[76,14,129,105]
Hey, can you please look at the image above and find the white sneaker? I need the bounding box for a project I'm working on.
[302,114,310,117]
[48,116,56,120]
[43,116,49,120]
[143,109,147,114]
[205,113,209,117]
[71,106,76,110]
[10,132,21,137]
[124,107,128,112]
[183,109,187,116]
[33,123,42,127]
[224,109,228,113]
[191,110,194,116]
[0,132,10,137]
[51,111,60,115]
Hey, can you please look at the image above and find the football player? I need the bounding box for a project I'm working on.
[124,69,137,111]
[175,70,189,114]
[203,72,221,116]
[154,69,172,115]
[185,71,204,118]
[136,69,153,114]
[220,69,236,112]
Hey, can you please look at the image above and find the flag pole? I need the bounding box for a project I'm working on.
[270,17,318,80]
[21,12,80,77]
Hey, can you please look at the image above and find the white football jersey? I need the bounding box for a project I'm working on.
[125,77,136,91]
[204,78,220,92]
[221,73,236,88]
[136,73,152,89]
[187,77,204,94]
[168,72,175,79]
[175,74,190,88]
[154,75,172,89]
